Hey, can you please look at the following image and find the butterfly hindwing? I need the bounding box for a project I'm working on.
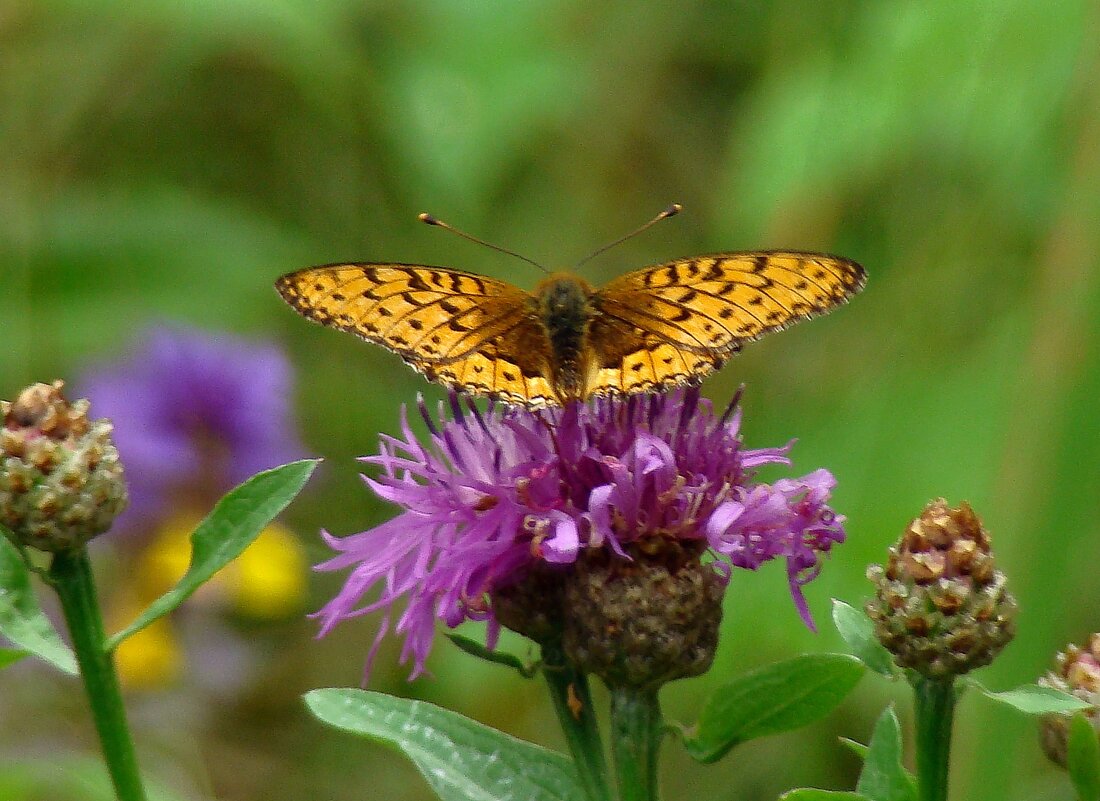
[583,313,731,398]
[418,326,558,407]
[594,251,866,353]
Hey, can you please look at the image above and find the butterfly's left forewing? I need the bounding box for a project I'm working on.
[582,250,864,399]
[592,251,866,353]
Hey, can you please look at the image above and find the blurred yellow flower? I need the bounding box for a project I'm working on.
[228,522,308,619]
[112,510,307,688]
[114,614,181,689]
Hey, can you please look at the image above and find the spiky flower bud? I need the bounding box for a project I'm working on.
[562,538,724,690]
[0,381,127,552]
[865,499,1016,679]
[1037,634,1100,767]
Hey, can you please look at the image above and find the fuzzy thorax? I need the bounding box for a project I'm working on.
[533,273,596,402]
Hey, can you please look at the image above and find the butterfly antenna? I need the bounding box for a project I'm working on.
[573,203,682,270]
[419,213,551,275]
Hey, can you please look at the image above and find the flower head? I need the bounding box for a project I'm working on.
[1038,633,1100,767]
[0,380,127,551]
[80,325,302,533]
[317,388,846,680]
[865,499,1017,679]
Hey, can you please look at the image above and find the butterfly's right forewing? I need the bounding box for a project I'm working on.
[276,263,531,361]
[276,263,560,405]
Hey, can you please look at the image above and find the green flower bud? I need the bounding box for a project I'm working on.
[1038,634,1100,767]
[865,499,1016,679]
[1,381,127,552]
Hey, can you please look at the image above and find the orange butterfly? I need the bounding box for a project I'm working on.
[276,217,865,408]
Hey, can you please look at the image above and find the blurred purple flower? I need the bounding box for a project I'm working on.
[80,325,303,534]
[317,388,846,680]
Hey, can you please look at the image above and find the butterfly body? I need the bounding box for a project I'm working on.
[533,273,597,402]
[276,250,865,408]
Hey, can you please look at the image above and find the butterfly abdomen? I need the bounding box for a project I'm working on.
[535,274,596,401]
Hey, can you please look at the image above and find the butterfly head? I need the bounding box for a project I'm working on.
[535,272,594,310]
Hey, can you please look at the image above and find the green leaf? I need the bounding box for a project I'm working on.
[1068,713,1100,801]
[840,737,869,760]
[0,536,77,675]
[107,460,318,650]
[0,648,28,669]
[855,707,917,801]
[981,684,1093,715]
[781,791,872,801]
[684,653,864,763]
[304,688,584,801]
[445,632,539,677]
[832,599,899,678]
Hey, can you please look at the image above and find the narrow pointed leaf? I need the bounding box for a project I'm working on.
[305,688,584,801]
[982,684,1092,715]
[832,599,899,678]
[108,460,318,649]
[1068,712,1100,801]
[0,535,77,674]
[684,654,864,763]
[855,707,916,801]
[781,791,872,801]
[445,632,539,677]
[840,737,869,760]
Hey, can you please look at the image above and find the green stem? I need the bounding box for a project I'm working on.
[49,549,148,801]
[913,676,957,801]
[542,644,612,801]
[610,685,663,801]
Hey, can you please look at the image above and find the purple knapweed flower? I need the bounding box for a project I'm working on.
[316,387,846,680]
[79,325,303,534]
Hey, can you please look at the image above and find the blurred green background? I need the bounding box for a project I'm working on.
[2,1,1099,799]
